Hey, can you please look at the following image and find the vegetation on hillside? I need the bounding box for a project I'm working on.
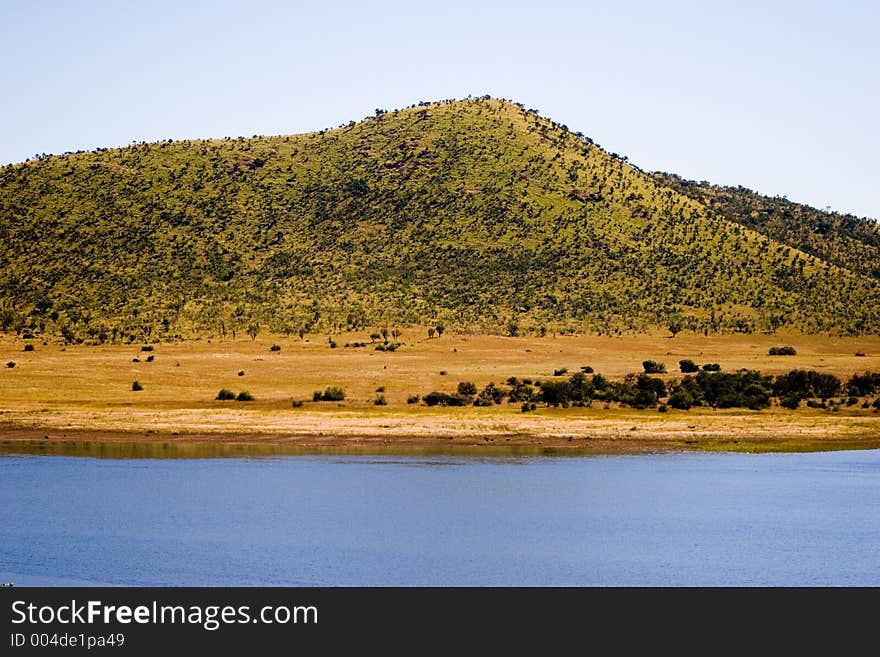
[653,172,880,280]
[2,97,880,341]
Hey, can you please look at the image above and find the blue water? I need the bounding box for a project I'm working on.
[2,450,879,586]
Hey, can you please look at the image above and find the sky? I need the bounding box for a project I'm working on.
[2,0,878,219]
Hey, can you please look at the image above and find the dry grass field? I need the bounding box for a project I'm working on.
[1,329,879,455]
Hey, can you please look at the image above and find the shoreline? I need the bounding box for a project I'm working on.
[3,413,880,457]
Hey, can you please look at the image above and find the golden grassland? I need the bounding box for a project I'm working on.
[1,329,879,455]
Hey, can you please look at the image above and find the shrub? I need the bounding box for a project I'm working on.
[313,386,345,402]
[847,372,880,397]
[216,388,235,400]
[238,370,245,376]
[773,370,840,400]
[374,395,387,406]
[146,355,154,362]
[236,391,254,402]
[580,366,594,373]
[508,381,536,403]
[291,400,304,408]
[457,381,477,396]
[329,341,337,349]
[855,352,866,357]
[422,391,447,406]
[132,357,140,363]
[702,363,721,372]
[23,344,34,352]
[375,386,385,392]
[520,402,537,413]
[270,344,281,352]
[132,380,143,391]
[769,346,797,356]
[553,368,568,377]
[406,394,420,404]
[140,345,154,352]
[474,383,505,406]
[873,399,880,409]
[439,370,447,376]
[658,404,668,413]
[780,395,801,410]
[679,359,699,373]
[846,396,859,406]
[5,361,14,368]
[539,380,573,407]
[668,390,693,410]
[642,360,666,374]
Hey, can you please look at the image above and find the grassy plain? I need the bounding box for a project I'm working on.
[1,329,879,455]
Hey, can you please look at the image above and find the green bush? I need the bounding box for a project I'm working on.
[314,386,345,402]
[780,395,801,409]
[132,380,143,391]
[769,346,797,356]
[23,344,34,352]
[374,395,387,406]
[457,381,477,396]
[679,359,699,373]
[236,391,254,402]
[406,394,420,404]
[668,390,693,410]
[216,389,235,400]
[5,361,14,368]
[702,363,721,372]
[642,360,666,374]
[422,391,447,406]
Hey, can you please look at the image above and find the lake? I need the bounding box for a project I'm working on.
[2,446,879,586]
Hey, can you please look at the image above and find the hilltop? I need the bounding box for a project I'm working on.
[1,97,879,342]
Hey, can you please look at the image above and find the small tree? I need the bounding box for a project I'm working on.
[435,324,445,337]
[428,327,436,339]
[247,322,260,341]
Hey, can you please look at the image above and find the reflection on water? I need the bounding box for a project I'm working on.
[2,449,879,586]
[0,439,572,459]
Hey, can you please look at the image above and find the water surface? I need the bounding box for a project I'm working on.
[2,449,878,585]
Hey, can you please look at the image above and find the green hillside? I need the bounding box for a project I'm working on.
[653,172,880,280]
[1,97,879,342]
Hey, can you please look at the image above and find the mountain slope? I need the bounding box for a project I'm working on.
[1,97,879,341]
[653,172,880,280]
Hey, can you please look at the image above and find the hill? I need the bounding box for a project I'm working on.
[652,173,880,280]
[1,97,879,342]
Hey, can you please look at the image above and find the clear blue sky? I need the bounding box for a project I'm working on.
[2,0,878,218]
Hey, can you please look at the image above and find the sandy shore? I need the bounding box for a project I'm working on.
[2,405,880,456]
